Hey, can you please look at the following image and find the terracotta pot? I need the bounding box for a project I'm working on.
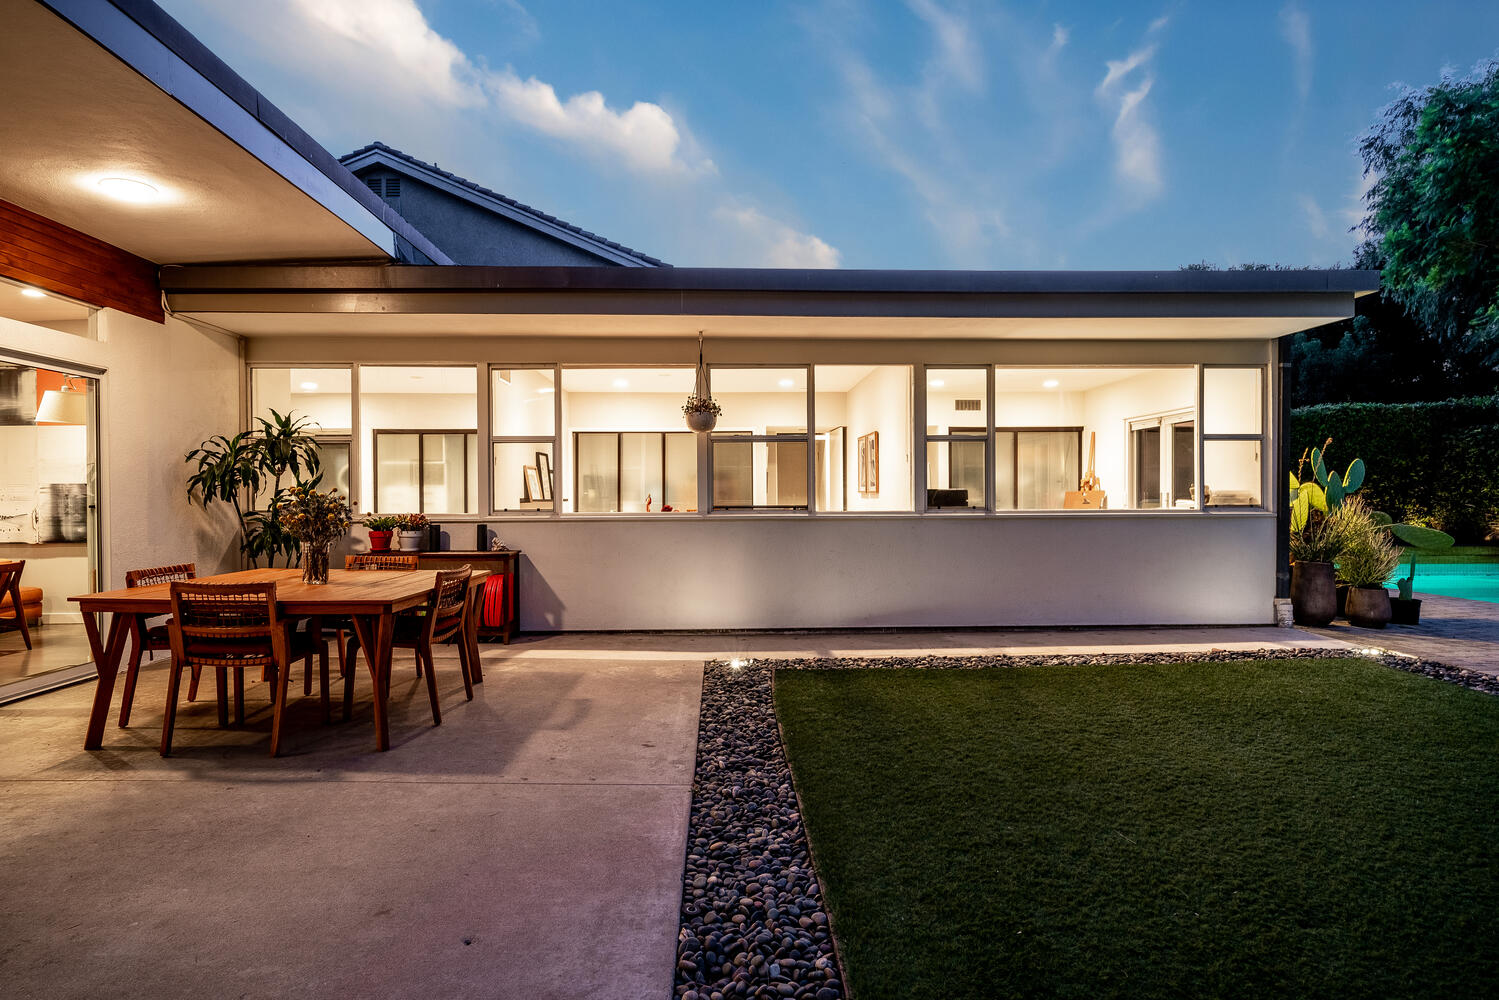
[1345,586,1392,629]
[1390,596,1422,626]
[368,529,393,552]
[1290,561,1337,626]
[686,409,718,432]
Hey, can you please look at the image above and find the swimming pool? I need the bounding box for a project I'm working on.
[1385,561,1499,604]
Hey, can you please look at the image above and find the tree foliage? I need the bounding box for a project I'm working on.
[1358,59,1499,368]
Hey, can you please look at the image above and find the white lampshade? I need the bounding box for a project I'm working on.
[36,387,89,424]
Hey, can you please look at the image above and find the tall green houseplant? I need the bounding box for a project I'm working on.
[186,409,323,567]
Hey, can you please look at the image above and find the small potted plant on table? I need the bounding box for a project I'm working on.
[363,514,402,552]
[395,513,428,552]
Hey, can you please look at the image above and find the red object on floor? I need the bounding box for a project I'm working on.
[481,574,508,627]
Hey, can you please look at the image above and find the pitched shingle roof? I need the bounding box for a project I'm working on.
[339,141,668,267]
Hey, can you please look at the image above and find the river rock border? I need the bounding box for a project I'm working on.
[674,645,1497,1000]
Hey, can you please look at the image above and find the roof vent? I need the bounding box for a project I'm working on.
[386,177,401,198]
[954,399,982,411]
[364,177,382,194]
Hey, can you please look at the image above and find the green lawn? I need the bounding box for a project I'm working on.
[775,660,1499,1000]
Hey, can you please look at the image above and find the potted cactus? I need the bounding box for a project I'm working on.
[1288,443,1365,625]
[1385,522,1455,625]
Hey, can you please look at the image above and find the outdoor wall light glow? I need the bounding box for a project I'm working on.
[96,176,159,203]
[1042,379,1060,388]
[20,288,46,298]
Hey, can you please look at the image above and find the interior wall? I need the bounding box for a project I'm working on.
[840,366,911,511]
[357,393,476,511]
[1081,369,1197,504]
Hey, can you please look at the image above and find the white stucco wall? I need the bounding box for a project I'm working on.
[478,512,1278,630]
[1,309,243,593]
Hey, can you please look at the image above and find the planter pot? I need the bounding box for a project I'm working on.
[1290,561,1337,626]
[685,409,718,433]
[395,529,424,552]
[368,529,393,552]
[1345,586,1392,629]
[1390,596,1422,626]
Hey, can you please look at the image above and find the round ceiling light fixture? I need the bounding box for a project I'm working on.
[1042,378,1060,389]
[96,176,160,203]
[20,287,46,299]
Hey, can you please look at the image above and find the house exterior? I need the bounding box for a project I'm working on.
[0,0,1378,700]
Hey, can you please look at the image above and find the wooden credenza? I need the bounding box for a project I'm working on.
[415,550,520,643]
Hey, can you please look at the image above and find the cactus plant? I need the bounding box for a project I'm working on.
[1387,522,1456,599]
[1289,440,1365,531]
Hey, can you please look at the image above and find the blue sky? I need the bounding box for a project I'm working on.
[161,0,1499,270]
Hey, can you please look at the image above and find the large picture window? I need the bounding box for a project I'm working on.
[373,430,478,513]
[559,368,697,513]
[709,368,809,510]
[924,368,988,509]
[360,366,478,515]
[491,366,556,513]
[1201,366,1264,507]
[814,365,911,511]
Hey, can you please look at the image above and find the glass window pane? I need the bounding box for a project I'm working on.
[994,432,1016,510]
[314,442,350,498]
[1172,423,1196,506]
[712,440,754,508]
[492,367,555,436]
[709,368,808,434]
[493,442,553,512]
[1016,431,1079,510]
[926,439,985,508]
[765,440,808,507]
[927,369,987,433]
[815,365,911,511]
[252,368,351,431]
[664,434,697,511]
[375,433,419,512]
[1204,439,1261,506]
[1204,367,1262,435]
[361,366,477,511]
[620,432,664,512]
[421,432,472,514]
[574,433,617,513]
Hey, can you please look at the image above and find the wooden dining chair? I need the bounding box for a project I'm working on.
[0,560,34,650]
[345,553,419,571]
[163,581,325,757]
[344,565,475,726]
[118,562,196,727]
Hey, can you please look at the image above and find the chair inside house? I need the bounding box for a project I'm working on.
[344,565,474,726]
[118,562,195,727]
[0,560,37,650]
[162,580,326,757]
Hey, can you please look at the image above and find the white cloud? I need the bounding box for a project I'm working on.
[294,0,485,107]
[1279,4,1313,101]
[906,0,983,90]
[487,72,713,175]
[1298,193,1329,239]
[1049,24,1070,53]
[715,205,842,268]
[1095,44,1163,201]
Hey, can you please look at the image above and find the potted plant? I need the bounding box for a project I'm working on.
[1385,522,1456,625]
[395,513,428,552]
[1288,443,1365,626]
[683,394,721,433]
[363,514,402,552]
[277,486,352,585]
[1336,498,1402,629]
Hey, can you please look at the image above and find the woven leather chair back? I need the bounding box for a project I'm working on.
[169,581,280,670]
[428,566,472,643]
[0,560,23,587]
[345,553,419,571]
[125,563,196,588]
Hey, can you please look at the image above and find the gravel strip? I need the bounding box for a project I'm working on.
[674,644,1497,999]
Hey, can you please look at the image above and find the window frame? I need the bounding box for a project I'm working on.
[489,363,559,516]
[572,429,696,513]
[371,428,478,515]
[1199,364,1269,511]
[705,364,814,513]
[921,364,994,513]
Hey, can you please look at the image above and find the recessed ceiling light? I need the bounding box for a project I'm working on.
[409,374,424,380]
[538,387,555,394]
[20,288,46,299]
[1042,378,1060,389]
[96,176,159,203]
[928,379,945,388]
[299,381,319,391]
[778,378,794,388]
[612,377,629,388]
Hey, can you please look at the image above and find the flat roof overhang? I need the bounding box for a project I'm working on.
[163,264,1381,341]
[0,0,448,265]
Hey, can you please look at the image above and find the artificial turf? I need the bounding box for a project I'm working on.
[774,659,1499,1000]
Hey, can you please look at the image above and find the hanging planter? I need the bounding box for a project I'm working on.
[684,330,722,432]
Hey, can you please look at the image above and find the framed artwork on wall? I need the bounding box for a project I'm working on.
[536,451,553,501]
[858,430,879,495]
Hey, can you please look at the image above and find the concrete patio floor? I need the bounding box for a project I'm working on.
[1309,592,1499,677]
[0,625,1356,1000]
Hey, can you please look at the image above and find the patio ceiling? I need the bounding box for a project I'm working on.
[163,264,1380,341]
[0,0,443,265]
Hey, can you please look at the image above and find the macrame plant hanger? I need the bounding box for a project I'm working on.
[694,330,709,399]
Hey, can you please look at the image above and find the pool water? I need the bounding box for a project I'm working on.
[1385,562,1499,604]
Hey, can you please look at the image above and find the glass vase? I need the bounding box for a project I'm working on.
[301,540,331,585]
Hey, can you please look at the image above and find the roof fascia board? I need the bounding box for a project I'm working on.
[39,0,429,262]
[342,148,651,267]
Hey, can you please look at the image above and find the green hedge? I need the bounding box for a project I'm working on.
[1290,396,1499,542]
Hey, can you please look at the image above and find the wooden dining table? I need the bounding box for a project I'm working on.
[70,567,488,752]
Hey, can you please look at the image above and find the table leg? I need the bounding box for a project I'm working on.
[466,585,484,685]
[351,612,395,752]
[83,611,131,750]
